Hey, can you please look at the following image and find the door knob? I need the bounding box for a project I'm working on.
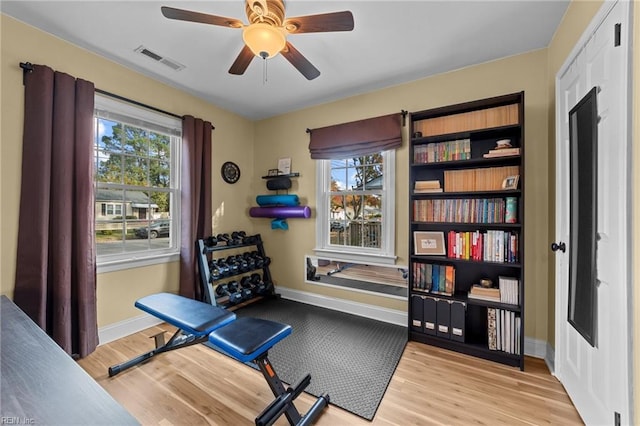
[551,242,566,253]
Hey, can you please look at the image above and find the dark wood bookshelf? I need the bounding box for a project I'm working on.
[408,92,525,370]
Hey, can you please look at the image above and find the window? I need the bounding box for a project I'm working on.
[94,95,181,271]
[315,150,396,264]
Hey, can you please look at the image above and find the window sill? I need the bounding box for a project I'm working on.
[97,252,180,274]
[312,248,397,266]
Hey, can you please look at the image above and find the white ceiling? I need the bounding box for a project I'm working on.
[2,1,569,120]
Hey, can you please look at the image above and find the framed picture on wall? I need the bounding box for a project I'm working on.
[413,231,446,255]
[277,157,291,175]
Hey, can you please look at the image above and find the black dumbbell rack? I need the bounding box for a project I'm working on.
[196,233,277,309]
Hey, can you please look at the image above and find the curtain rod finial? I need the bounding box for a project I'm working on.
[401,110,408,126]
[20,62,34,85]
[306,128,311,134]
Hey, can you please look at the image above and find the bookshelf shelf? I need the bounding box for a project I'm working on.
[411,222,522,230]
[408,92,525,370]
[410,255,522,268]
[411,155,521,169]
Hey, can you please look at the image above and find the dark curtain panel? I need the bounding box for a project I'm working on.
[180,116,213,300]
[308,112,402,159]
[13,64,98,358]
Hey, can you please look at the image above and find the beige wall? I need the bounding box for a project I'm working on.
[0,15,255,326]
[254,49,551,338]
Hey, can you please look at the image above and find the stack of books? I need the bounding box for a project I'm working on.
[414,180,442,193]
[467,285,500,302]
[482,147,521,158]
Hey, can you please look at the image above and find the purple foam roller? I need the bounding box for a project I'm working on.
[249,206,311,219]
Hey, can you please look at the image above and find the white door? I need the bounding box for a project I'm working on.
[554,1,631,424]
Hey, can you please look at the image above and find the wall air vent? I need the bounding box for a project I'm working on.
[134,45,185,71]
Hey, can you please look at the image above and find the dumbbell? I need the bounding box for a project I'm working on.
[216,234,231,245]
[249,252,264,268]
[231,231,246,245]
[243,236,255,245]
[208,260,222,281]
[216,283,242,304]
[203,236,217,247]
[243,252,256,270]
[226,281,244,303]
[234,255,249,273]
[216,259,231,277]
[250,273,267,294]
[236,277,254,300]
[226,256,239,274]
[240,276,255,293]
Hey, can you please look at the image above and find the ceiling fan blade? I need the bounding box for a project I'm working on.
[283,11,354,34]
[281,41,320,80]
[161,6,243,28]
[229,45,255,75]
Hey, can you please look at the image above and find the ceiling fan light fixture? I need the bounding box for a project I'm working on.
[242,23,286,59]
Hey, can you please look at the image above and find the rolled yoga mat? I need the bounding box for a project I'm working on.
[249,206,311,219]
[256,194,300,206]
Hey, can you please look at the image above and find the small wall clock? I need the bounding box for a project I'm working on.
[221,161,240,184]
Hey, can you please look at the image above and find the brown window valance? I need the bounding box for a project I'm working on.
[308,112,403,159]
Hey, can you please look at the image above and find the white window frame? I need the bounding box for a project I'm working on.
[94,95,181,273]
[314,150,396,265]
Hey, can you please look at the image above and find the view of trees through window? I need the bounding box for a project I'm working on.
[329,154,383,248]
[94,116,177,257]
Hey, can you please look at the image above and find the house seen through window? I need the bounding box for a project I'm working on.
[316,150,395,264]
[94,95,181,267]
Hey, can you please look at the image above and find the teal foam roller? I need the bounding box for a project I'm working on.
[256,194,300,206]
[249,206,311,218]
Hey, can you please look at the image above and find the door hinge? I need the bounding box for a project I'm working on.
[614,23,621,46]
[614,411,621,426]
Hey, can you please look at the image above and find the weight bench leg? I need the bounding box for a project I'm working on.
[254,354,329,426]
[108,329,208,377]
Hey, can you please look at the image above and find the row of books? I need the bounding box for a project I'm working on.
[444,165,519,192]
[413,104,519,137]
[498,276,519,305]
[488,308,521,354]
[412,263,455,296]
[447,230,519,263]
[413,198,510,224]
[413,139,471,163]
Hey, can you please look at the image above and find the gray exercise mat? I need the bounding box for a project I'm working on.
[230,298,407,420]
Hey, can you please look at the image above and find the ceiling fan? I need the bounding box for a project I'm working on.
[161,0,354,80]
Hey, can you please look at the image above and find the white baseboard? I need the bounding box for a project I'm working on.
[523,336,548,360]
[544,342,555,374]
[277,286,407,327]
[98,313,162,345]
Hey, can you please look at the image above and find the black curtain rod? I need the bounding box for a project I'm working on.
[20,62,215,128]
[94,88,183,121]
[306,110,409,133]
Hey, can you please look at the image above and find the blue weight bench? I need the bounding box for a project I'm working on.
[108,293,329,426]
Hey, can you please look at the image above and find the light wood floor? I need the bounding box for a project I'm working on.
[79,323,583,425]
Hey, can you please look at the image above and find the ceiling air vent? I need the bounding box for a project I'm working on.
[134,45,185,71]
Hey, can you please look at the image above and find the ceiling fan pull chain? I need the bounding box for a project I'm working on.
[262,52,268,84]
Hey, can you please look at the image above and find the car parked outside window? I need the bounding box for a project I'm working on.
[135,220,171,239]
